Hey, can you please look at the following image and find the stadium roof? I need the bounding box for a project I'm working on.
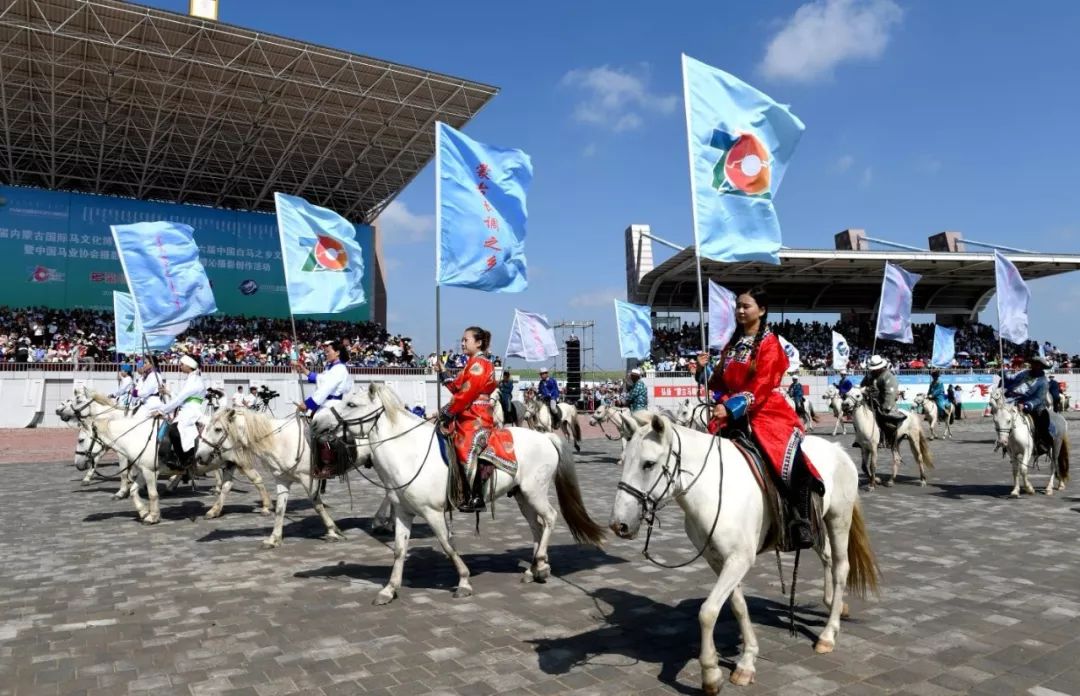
[631,246,1080,318]
[0,0,498,221]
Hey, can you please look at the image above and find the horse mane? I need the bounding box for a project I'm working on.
[370,383,410,425]
[222,408,278,460]
[89,391,115,406]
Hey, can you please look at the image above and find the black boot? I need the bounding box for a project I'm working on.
[788,483,814,550]
[459,472,487,513]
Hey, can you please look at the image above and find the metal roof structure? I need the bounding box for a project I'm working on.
[0,0,498,222]
[629,242,1080,318]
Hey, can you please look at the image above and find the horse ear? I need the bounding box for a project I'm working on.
[227,409,236,422]
[650,414,667,436]
[368,382,377,399]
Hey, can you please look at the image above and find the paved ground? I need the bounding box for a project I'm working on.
[2,415,1080,696]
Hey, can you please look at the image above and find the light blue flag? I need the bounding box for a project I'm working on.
[111,221,217,332]
[112,291,176,354]
[994,250,1030,344]
[707,280,737,349]
[875,262,922,343]
[275,192,366,315]
[931,325,957,368]
[683,54,805,265]
[614,300,653,359]
[436,122,532,292]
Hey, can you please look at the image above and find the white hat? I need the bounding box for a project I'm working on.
[630,368,642,376]
[867,355,888,371]
[179,355,199,370]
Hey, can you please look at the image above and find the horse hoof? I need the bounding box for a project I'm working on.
[919,479,928,487]
[840,602,851,618]
[814,639,835,654]
[258,508,272,516]
[204,510,222,520]
[261,538,281,549]
[703,681,722,696]
[453,587,473,599]
[729,668,755,686]
[323,532,345,542]
[373,589,397,606]
[521,569,534,584]
[884,480,895,488]
[1008,491,1020,499]
[81,480,91,487]
[142,516,160,525]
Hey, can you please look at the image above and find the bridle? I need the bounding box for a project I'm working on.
[323,402,439,492]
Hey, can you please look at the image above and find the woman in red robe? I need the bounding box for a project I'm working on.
[706,287,824,549]
[439,326,498,512]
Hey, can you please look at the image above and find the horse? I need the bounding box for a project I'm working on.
[311,384,605,604]
[609,417,880,694]
[841,387,934,489]
[524,399,582,452]
[493,398,529,429]
[784,393,818,431]
[821,386,848,436]
[194,408,361,547]
[588,403,643,463]
[993,404,1070,497]
[74,410,271,524]
[57,388,138,495]
[673,398,712,432]
[912,393,953,440]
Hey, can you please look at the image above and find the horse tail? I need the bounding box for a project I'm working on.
[917,426,934,469]
[550,434,606,547]
[846,501,882,599]
[1059,434,1070,484]
[571,414,582,444]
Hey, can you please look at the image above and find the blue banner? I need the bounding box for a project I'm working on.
[931,325,957,368]
[683,54,805,265]
[436,122,532,292]
[112,291,176,353]
[615,300,653,359]
[274,193,366,315]
[111,221,217,331]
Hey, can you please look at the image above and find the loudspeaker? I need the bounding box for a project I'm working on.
[565,338,581,402]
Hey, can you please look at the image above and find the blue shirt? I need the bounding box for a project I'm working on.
[835,377,853,396]
[928,380,948,412]
[538,376,559,400]
[787,382,804,403]
[1004,370,1049,414]
[627,380,648,411]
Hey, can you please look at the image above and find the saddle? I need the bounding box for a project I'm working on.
[308,422,357,480]
[436,427,519,511]
[155,421,185,471]
[724,427,824,554]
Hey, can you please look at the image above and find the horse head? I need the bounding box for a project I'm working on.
[73,421,108,472]
[992,403,1020,450]
[672,398,693,427]
[609,414,679,540]
[588,403,609,426]
[841,387,865,415]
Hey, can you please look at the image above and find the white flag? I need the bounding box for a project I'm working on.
[708,280,737,349]
[994,250,1030,344]
[776,334,800,373]
[832,331,850,371]
[505,309,559,362]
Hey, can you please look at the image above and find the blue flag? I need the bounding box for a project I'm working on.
[436,122,532,292]
[932,325,957,368]
[112,291,177,354]
[275,192,366,315]
[111,221,217,332]
[875,262,922,343]
[614,300,653,359]
[683,54,805,265]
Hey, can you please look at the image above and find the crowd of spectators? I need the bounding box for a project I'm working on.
[646,318,1079,372]
[0,306,468,370]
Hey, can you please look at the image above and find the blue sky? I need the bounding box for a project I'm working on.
[144,0,1080,368]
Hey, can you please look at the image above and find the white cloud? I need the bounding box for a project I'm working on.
[760,0,903,82]
[375,199,434,245]
[560,65,677,132]
[583,143,598,158]
[570,288,622,308]
[860,166,873,187]
[834,154,855,172]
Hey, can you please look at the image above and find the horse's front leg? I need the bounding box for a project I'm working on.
[142,462,161,524]
[375,510,414,605]
[130,466,149,520]
[204,465,233,519]
[113,460,135,499]
[306,474,345,541]
[81,461,96,485]
[1021,450,1036,495]
[886,445,901,487]
[264,479,290,548]
[1008,451,1022,498]
[861,446,876,491]
[237,462,272,515]
[426,508,474,599]
[372,493,394,534]
[698,554,752,694]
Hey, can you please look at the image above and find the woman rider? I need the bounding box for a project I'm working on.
[439,326,498,512]
[706,287,824,550]
[151,354,206,469]
[927,370,949,420]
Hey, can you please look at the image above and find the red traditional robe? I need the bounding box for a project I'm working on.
[444,355,516,475]
[707,331,821,484]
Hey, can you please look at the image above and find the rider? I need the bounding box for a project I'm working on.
[706,286,824,550]
[498,370,517,426]
[860,355,906,446]
[627,367,649,425]
[787,376,806,416]
[1004,354,1054,454]
[130,355,163,415]
[927,370,949,417]
[537,368,561,428]
[110,365,135,409]
[693,351,713,388]
[834,369,854,398]
[439,326,497,513]
[1048,375,1062,413]
[295,340,353,476]
[151,354,206,469]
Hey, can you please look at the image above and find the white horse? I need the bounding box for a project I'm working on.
[821,386,848,436]
[57,389,138,496]
[311,384,606,604]
[524,399,583,452]
[913,393,953,440]
[493,398,529,429]
[609,417,880,694]
[842,387,934,489]
[784,393,818,431]
[588,403,642,463]
[673,398,712,432]
[993,404,1070,497]
[194,408,358,547]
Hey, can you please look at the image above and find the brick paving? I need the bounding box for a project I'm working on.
[1,415,1079,695]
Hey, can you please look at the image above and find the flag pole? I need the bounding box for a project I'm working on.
[274,193,310,408]
[681,54,711,408]
[434,121,444,414]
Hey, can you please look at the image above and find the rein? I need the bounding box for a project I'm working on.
[326,406,439,493]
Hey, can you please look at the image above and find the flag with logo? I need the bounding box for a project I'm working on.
[111,221,217,332]
[274,192,366,315]
[614,300,653,359]
[436,122,532,292]
[777,334,801,373]
[707,280,737,349]
[875,262,922,343]
[112,292,177,354]
[505,309,559,362]
[683,54,805,265]
[931,325,957,368]
[831,331,850,371]
[994,250,1030,344]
